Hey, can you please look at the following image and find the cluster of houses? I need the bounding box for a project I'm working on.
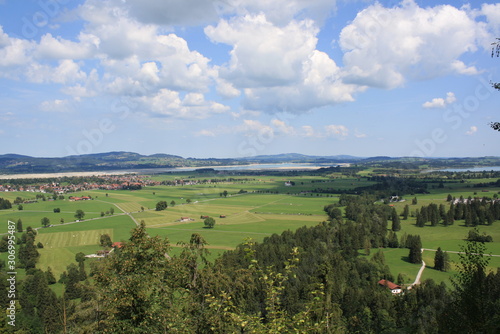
[69,196,92,201]
[451,196,500,205]
[0,174,160,194]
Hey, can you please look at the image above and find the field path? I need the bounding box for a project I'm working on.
[96,199,141,226]
[408,251,426,289]
[421,248,500,257]
[407,248,500,290]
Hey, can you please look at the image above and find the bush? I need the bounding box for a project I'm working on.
[467,228,493,243]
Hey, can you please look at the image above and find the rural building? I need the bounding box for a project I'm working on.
[95,250,111,258]
[378,279,402,294]
[69,196,91,201]
[112,242,124,249]
[389,196,400,202]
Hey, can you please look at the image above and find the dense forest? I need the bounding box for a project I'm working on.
[2,198,500,333]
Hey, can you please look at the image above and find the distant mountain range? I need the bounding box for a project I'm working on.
[239,153,364,162]
[0,151,498,174]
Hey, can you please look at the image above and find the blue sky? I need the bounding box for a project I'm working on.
[0,0,499,159]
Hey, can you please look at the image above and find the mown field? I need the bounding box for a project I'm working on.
[1,170,500,289]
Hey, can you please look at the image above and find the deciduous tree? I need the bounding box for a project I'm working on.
[74,209,85,220]
[41,217,50,227]
[204,217,216,228]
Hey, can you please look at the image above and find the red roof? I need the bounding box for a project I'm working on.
[378,279,401,290]
[112,242,124,248]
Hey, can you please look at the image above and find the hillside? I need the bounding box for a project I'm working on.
[0,152,500,174]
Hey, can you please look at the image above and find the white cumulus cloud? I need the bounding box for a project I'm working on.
[340,0,484,89]
[423,92,456,108]
[465,126,478,135]
[138,89,229,119]
[206,15,359,113]
[325,124,349,138]
[40,99,73,113]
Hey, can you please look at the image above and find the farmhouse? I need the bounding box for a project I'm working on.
[112,242,124,249]
[378,279,402,294]
[69,196,91,201]
[96,250,111,257]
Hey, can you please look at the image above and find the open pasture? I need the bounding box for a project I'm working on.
[25,198,123,215]
[37,245,103,277]
[249,195,331,215]
[147,212,324,250]
[1,210,78,230]
[36,228,114,249]
[36,215,136,242]
[397,219,500,255]
[378,245,500,288]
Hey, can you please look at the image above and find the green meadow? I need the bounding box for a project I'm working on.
[1,171,500,286]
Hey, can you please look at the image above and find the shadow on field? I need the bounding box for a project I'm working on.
[401,256,411,263]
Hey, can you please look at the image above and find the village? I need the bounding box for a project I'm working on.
[0,174,159,195]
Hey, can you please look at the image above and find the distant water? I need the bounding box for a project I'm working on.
[134,163,337,173]
[0,163,342,179]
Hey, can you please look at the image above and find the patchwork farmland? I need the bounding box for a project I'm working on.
[1,170,500,287]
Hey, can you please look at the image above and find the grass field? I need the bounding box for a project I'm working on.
[1,171,500,286]
[37,229,114,249]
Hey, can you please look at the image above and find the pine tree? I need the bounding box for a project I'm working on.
[391,208,401,231]
[402,204,409,220]
[407,235,422,264]
[64,263,82,300]
[46,267,57,285]
[387,231,399,248]
[439,204,447,220]
[434,247,448,271]
[408,245,422,264]
[430,204,439,226]
[415,211,425,227]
